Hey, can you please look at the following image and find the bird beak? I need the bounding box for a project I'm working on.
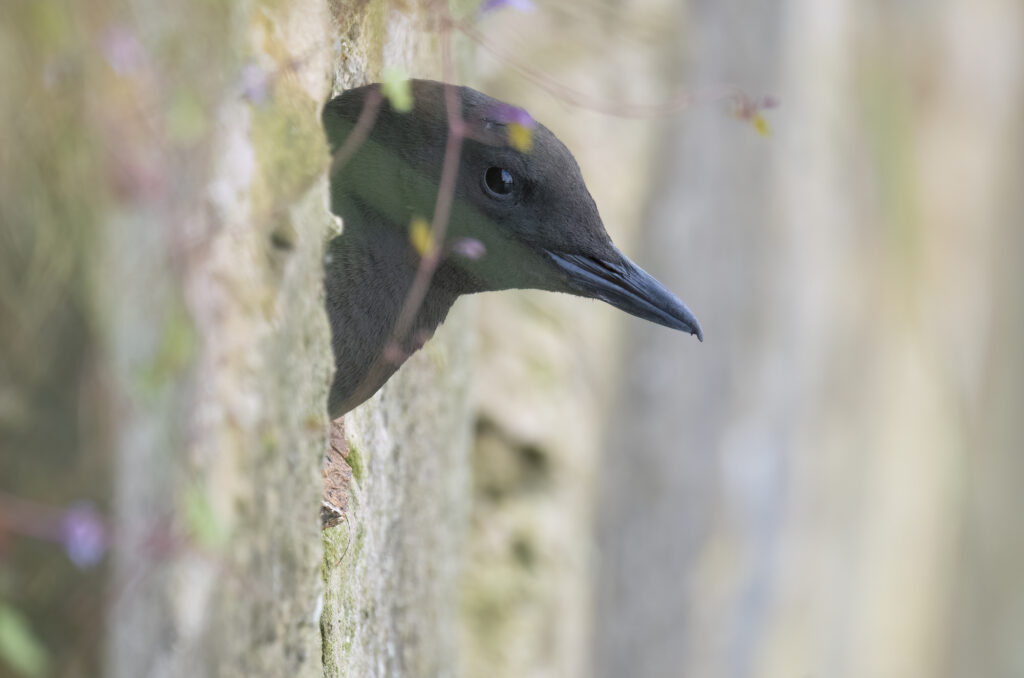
[547,251,703,341]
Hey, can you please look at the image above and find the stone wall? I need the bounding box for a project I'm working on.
[3,0,476,676]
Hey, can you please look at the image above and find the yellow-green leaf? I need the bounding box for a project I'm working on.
[409,217,434,257]
[381,67,413,113]
[182,482,228,549]
[751,113,771,137]
[508,122,534,152]
[166,89,208,143]
[0,603,49,677]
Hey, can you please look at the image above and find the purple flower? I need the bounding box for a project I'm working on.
[451,238,486,260]
[479,0,536,14]
[487,103,536,129]
[61,502,107,568]
[240,63,271,104]
[102,25,146,76]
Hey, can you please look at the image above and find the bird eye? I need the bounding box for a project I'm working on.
[482,167,516,199]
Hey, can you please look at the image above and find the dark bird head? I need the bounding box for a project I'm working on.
[323,80,702,339]
[322,80,701,416]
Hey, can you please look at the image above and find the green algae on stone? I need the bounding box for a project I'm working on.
[137,295,197,398]
[346,443,365,484]
[250,77,325,218]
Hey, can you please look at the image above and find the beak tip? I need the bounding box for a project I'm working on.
[683,319,703,342]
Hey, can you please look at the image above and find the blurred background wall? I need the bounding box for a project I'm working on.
[467,0,1024,677]
[598,1,1024,676]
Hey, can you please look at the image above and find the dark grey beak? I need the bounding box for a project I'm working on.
[548,251,703,341]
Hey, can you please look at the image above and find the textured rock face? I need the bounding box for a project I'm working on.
[322,300,476,678]
[4,0,475,676]
[100,1,336,675]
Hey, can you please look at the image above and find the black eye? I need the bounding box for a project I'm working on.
[483,166,516,199]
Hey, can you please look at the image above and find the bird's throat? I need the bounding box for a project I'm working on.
[324,227,458,418]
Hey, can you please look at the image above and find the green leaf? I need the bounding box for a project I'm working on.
[381,67,414,113]
[182,482,228,549]
[0,603,49,677]
[166,89,209,143]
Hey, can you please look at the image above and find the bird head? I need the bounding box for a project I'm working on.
[323,79,702,340]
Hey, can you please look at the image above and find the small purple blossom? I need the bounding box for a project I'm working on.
[240,63,271,104]
[479,0,536,14]
[102,25,146,76]
[733,92,780,120]
[60,502,107,568]
[488,103,536,129]
[451,238,486,260]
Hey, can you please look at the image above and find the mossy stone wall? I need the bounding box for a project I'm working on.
[4,0,472,676]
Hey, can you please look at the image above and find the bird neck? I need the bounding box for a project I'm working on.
[325,217,460,417]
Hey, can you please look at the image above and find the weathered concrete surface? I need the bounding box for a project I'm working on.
[322,298,476,677]
[100,1,335,676]
[4,0,476,675]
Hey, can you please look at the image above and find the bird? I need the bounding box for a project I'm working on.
[323,79,702,418]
